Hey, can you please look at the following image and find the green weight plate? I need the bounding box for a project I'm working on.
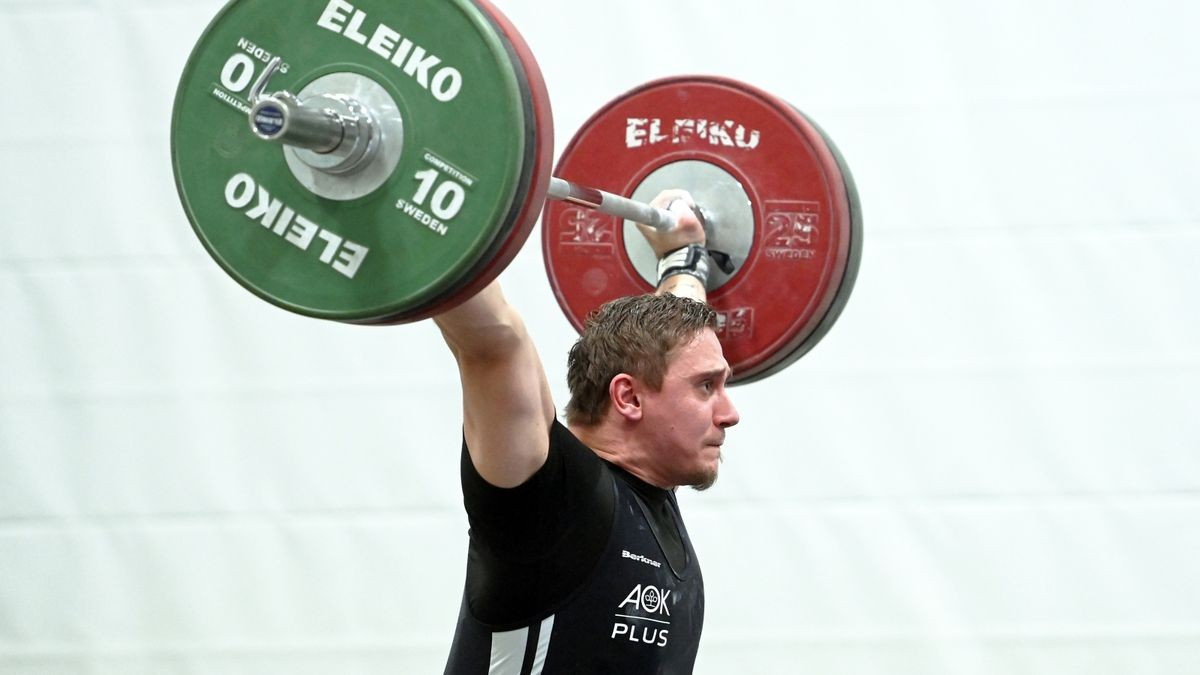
[172,0,535,322]
[371,0,555,324]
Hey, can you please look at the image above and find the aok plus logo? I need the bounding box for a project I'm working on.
[611,584,671,647]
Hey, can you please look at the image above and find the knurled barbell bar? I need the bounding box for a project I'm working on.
[171,0,862,382]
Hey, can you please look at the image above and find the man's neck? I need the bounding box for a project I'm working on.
[568,419,672,489]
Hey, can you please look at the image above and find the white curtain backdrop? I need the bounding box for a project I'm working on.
[2,0,1198,673]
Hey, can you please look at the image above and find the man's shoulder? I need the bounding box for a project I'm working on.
[462,417,614,512]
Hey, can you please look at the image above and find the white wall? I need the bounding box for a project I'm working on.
[2,0,1198,673]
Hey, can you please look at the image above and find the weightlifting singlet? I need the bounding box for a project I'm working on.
[445,420,704,674]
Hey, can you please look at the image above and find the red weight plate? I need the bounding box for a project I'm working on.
[729,101,863,383]
[542,77,859,382]
[375,0,554,324]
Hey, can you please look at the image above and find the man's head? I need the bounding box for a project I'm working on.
[566,294,717,425]
[565,294,740,489]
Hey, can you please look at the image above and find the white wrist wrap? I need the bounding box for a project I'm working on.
[657,244,710,286]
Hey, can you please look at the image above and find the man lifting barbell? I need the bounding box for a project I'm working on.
[172,1,861,671]
[436,190,737,672]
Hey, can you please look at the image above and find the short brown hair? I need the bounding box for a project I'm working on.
[565,294,718,426]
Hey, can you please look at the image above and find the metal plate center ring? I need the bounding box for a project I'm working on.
[621,160,754,292]
[280,71,405,202]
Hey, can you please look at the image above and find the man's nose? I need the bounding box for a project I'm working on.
[716,392,740,428]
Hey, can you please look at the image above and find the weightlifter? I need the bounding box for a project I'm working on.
[435,190,740,673]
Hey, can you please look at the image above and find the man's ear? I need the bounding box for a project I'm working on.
[609,373,643,421]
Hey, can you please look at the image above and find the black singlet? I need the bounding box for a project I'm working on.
[444,420,705,674]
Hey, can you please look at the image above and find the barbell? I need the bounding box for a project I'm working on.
[171,0,862,383]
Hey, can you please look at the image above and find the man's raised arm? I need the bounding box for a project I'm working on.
[434,282,555,488]
[433,190,705,488]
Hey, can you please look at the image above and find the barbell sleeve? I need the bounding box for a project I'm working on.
[249,92,346,153]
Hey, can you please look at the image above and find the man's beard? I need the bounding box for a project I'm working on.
[688,451,722,492]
